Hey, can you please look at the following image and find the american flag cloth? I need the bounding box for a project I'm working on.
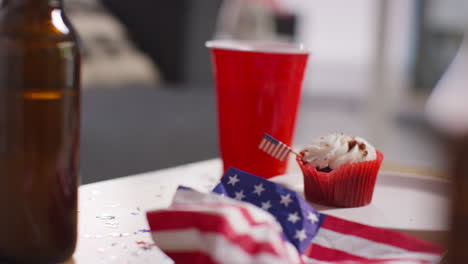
[258,133,295,161]
[147,186,302,264]
[146,168,446,264]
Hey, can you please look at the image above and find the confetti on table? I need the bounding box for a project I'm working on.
[96,214,116,220]
[136,241,157,251]
[104,221,119,228]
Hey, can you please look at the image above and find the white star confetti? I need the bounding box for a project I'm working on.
[307,212,319,223]
[295,229,307,242]
[279,194,293,207]
[253,183,265,196]
[261,200,272,211]
[234,190,245,200]
[227,175,240,186]
[288,212,301,224]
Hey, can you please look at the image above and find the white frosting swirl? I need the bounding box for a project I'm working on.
[301,133,377,170]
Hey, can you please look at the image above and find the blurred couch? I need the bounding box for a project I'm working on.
[67,0,160,87]
[100,0,222,85]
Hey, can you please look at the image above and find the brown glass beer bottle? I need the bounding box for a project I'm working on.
[446,135,468,263]
[0,0,81,263]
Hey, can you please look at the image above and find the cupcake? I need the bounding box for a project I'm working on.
[296,133,383,207]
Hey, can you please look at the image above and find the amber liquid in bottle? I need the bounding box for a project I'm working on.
[0,0,81,263]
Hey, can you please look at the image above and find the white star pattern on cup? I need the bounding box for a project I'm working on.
[227,175,240,186]
[234,190,245,200]
[307,212,319,223]
[261,200,272,211]
[253,183,265,196]
[294,229,307,241]
[288,212,301,224]
[279,194,293,207]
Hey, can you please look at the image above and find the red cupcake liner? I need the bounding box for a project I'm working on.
[297,151,384,207]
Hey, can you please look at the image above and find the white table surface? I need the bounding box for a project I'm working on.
[73,159,224,264]
[70,158,450,264]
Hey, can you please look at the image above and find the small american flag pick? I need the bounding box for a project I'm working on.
[147,168,446,264]
[259,133,299,161]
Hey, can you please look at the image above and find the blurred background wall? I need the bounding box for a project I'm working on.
[64,0,466,183]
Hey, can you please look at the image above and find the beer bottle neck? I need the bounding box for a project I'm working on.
[2,0,63,8]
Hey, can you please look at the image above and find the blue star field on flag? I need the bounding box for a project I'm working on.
[213,167,324,253]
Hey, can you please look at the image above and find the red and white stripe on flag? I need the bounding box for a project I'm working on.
[147,189,301,264]
[303,215,445,264]
[258,136,291,161]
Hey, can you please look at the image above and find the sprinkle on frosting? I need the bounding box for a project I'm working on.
[300,133,377,170]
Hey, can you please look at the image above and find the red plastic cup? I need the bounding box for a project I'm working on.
[206,40,309,178]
